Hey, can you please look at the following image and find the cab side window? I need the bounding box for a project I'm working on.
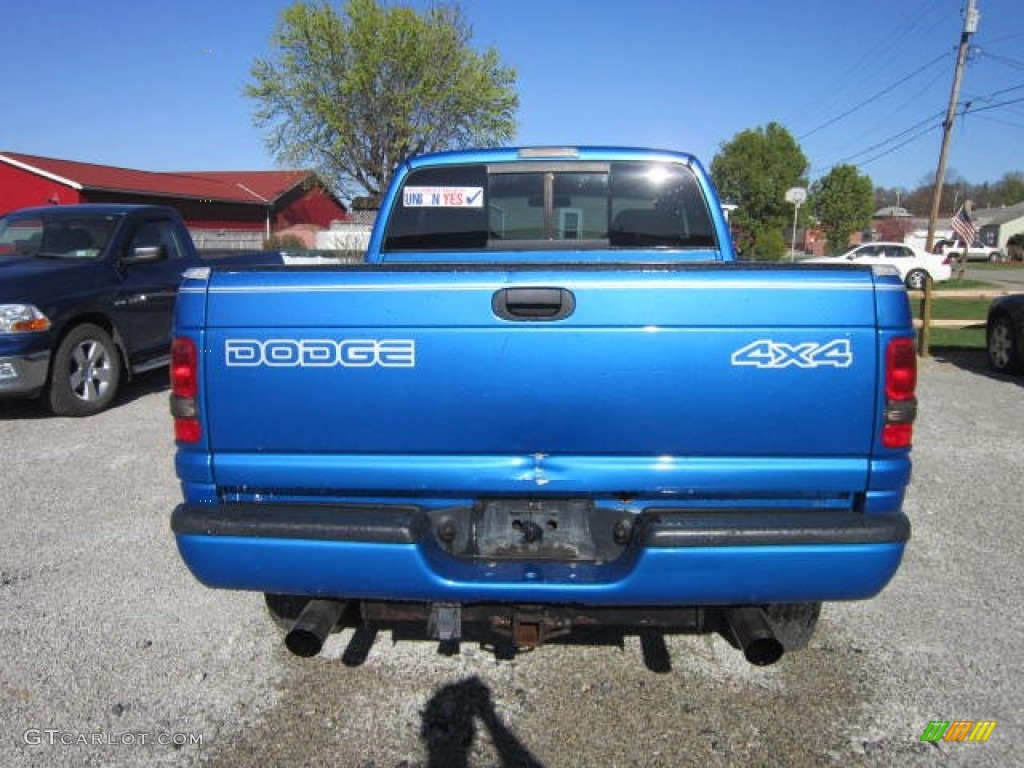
[128,220,183,260]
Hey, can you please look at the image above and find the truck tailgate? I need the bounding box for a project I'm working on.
[196,265,885,496]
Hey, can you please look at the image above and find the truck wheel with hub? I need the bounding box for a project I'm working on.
[48,323,122,416]
[904,270,929,291]
[987,315,1021,373]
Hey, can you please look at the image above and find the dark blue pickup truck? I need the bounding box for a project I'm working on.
[170,147,916,665]
[0,204,280,415]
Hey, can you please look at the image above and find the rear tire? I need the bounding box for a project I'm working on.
[988,315,1022,374]
[48,323,121,416]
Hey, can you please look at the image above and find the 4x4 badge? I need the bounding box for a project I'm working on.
[731,339,853,369]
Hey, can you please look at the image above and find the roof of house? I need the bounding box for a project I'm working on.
[0,151,316,206]
[972,201,1024,227]
[873,205,914,218]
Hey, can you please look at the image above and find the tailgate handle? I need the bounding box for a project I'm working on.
[492,287,575,321]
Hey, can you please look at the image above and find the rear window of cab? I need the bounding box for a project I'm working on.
[382,161,717,252]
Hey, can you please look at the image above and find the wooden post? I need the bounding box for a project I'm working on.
[920,280,933,357]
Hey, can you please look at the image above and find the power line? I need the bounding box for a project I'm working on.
[808,81,1024,180]
[965,81,1024,110]
[797,53,950,141]
[966,94,1024,114]
[812,65,950,163]
[809,111,945,176]
[977,80,1024,98]
[979,51,1024,72]
[815,92,1024,176]
[849,124,941,170]
[792,0,947,130]
[980,30,1024,47]
[970,113,1024,130]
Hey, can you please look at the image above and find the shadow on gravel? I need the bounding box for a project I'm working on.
[421,676,543,768]
[116,367,171,403]
[927,346,1024,387]
[201,616,936,768]
[0,368,168,420]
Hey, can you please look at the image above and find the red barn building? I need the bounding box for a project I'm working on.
[0,152,348,248]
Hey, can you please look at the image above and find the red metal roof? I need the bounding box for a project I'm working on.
[0,152,317,205]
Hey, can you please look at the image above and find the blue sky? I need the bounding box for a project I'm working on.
[2,0,1022,194]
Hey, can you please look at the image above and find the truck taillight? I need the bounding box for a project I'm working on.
[883,337,917,449]
[171,337,200,443]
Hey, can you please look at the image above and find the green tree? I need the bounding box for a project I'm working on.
[992,172,1024,207]
[809,164,874,253]
[247,0,518,198]
[711,123,808,260]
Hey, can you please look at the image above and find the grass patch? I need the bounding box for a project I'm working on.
[923,327,986,349]
[931,278,992,291]
[918,297,989,320]
[913,276,1008,350]
[966,261,1024,271]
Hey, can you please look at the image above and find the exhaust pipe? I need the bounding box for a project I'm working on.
[724,606,784,666]
[285,599,347,657]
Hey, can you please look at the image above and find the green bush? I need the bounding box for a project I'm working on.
[751,229,787,261]
[263,234,307,250]
[1008,233,1024,262]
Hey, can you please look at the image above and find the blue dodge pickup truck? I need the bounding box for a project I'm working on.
[171,147,915,665]
[0,204,280,416]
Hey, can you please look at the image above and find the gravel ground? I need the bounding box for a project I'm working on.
[1,350,1020,767]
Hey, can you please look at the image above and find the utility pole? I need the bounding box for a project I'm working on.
[926,0,979,251]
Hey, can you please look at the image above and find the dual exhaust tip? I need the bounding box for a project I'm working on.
[285,599,347,658]
[283,600,784,666]
[722,606,785,666]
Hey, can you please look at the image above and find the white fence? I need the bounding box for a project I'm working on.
[315,222,372,253]
[190,229,264,251]
[191,221,373,260]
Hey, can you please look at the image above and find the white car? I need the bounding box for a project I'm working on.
[933,238,1005,263]
[804,242,953,290]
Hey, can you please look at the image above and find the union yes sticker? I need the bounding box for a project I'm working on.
[402,186,484,208]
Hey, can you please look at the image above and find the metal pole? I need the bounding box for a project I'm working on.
[236,182,273,243]
[926,0,979,252]
[791,203,800,260]
[785,187,806,259]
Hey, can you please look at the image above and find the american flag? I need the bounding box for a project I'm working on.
[950,205,977,246]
